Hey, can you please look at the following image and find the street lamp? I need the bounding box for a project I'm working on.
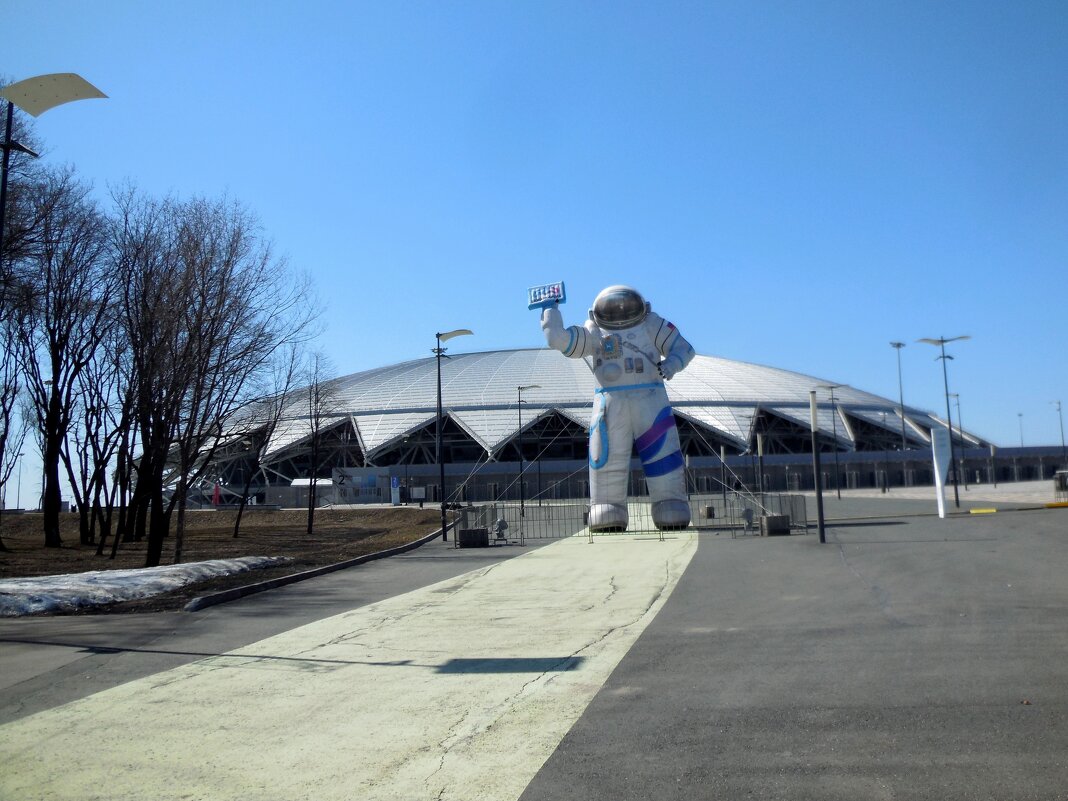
[1054,401,1066,466]
[434,328,473,541]
[808,390,827,544]
[517,384,540,519]
[1,74,106,268]
[949,393,968,489]
[890,342,908,451]
[816,384,844,499]
[1018,412,1024,448]
[918,335,970,508]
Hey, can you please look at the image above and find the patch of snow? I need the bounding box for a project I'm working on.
[0,556,291,617]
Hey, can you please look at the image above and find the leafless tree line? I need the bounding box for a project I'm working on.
[0,161,318,565]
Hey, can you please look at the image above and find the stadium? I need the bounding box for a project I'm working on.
[209,348,1001,507]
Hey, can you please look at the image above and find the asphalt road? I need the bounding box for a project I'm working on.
[2,497,1067,800]
[521,505,1068,801]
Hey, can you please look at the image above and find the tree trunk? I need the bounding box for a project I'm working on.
[144,484,168,567]
[42,437,64,548]
[78,500,93,546]
[232,461,261,538]
[306,478,316,537]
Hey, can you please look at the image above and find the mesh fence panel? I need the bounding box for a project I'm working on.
[453,492,807,546]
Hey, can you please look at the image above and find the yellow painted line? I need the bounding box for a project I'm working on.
[1044,501,1068,509]
[0,532,698,801]
[970,508,998,515]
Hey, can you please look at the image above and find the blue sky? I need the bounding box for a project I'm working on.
[4,0,1067,478]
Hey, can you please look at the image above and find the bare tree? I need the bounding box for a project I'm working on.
[0,332,29,550]
[13,168,110,547]
[231,343,301,538]
[110,188,318,566]
[62,324,127,547]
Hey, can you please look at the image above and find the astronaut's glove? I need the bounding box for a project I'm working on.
[657,355,682,380]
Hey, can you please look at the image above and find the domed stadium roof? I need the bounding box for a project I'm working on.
[252,348,986,469]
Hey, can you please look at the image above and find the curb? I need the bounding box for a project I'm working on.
[183,527,447,612]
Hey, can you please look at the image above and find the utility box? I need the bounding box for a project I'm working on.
[458,528,489,548]
[1055,471,1068,502]
[760,514,791,536]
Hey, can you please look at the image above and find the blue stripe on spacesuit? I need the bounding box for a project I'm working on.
[589,396,609,469]
[565,328,577,356]
[643,449,684,477]
[594,381,663,394]
[635,407,675,461]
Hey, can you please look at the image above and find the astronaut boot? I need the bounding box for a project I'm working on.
[589,503,628,533]
[652,499,691,531]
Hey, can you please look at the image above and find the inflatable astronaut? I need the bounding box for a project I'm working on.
[541,285,695,531]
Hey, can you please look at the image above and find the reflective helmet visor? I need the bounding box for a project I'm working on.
[592,286,647,329]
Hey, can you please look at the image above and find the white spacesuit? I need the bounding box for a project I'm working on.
[541,285,695,531]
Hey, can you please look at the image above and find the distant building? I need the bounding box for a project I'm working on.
[208,348,1013,505]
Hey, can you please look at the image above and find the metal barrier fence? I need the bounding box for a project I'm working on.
[454,492,808,546]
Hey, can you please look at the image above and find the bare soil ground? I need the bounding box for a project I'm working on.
[0,506,442,614]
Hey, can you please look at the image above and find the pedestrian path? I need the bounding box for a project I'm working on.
[0,532,697,801]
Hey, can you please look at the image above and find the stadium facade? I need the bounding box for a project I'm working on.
[207,348,1039,507]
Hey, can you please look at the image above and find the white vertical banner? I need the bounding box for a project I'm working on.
[931,425,952,519]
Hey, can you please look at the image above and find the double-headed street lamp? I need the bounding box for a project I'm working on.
[889,342,908,451]
[949,392,968,489]
[517,384,540,518]
[434,329,473,541]
[918,335,970,508]
[1054,401,1066,465]
[816,384,844,499]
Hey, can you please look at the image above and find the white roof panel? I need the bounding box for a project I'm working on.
[243,348,986,460]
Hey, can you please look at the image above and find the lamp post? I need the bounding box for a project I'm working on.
[890,342,908,451]
[517,384,540,519]
[434,329,473,541]
[1018,412,1024,447]
[809,390,827,544]
[949,393,968,489]
[918,335,970,508]
[1,74,106,270]
[880,411,890,492]
[1054,401,1066,466]
[817,384,843,499]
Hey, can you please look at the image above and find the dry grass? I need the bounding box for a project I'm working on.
[0,506,442,613]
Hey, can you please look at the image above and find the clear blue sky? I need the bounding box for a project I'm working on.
[5,0,1067,471]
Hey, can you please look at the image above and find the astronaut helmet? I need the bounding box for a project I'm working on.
[591,285,649,330]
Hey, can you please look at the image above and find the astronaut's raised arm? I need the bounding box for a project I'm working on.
[541,305,599,359]
[649,312,695,380]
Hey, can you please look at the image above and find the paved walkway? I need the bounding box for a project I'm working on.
[1,533,697,801]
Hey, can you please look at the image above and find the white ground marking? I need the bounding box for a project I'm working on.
[1,531,697,801]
